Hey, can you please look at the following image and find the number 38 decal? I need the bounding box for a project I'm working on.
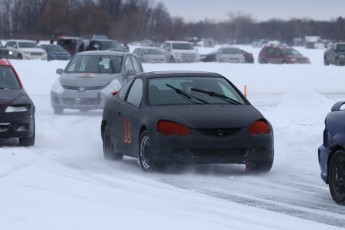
[123,117,131,144]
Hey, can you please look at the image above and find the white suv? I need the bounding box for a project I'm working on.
[162,41,199,63]
[5,40,47,60]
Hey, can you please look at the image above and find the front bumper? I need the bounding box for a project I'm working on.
[0,111,34,138]
[150,128,274,164]
[51,90,107,111]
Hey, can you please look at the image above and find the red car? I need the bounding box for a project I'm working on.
[258,45,310,64]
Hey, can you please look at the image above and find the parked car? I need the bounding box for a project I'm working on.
[201,47,254,63]
[324,43,345,66]
[318,101,345,204]
[57,36,85,56]
[85,38,126,52]
[101,71,274,172]
[50,50,143,114]
[0,59,35,146]
[5,39,47,60]
[0,41,16,59]
[40,44,71,61]
[133,47,167,63]
[162,41,200,63]
[258,45,310,64]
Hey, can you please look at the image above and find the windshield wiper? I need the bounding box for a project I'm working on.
[165,84,208,104]
[191,88,242,105]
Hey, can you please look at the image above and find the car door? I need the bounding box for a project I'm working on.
[117,78,143,157]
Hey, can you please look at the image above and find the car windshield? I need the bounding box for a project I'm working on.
[148,77,246,105]
[336,44,345,52]
[98,40,121,49]
[171,43,194,50]
[281,48,301,56]
[143,48,163,55]
[222,48,241,54]
[18,42,39,48]
[0,66,21,89]
[0,41,3,48]
[42,45,65,52]
[65,55,123,74]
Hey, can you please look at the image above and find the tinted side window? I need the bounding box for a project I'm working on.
[126,79,143,107]
[118,79,133,100]
[0,66,20,89]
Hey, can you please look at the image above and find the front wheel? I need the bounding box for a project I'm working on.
[103,124,123,161]
[19,124,35,146]
[328,150,345,205]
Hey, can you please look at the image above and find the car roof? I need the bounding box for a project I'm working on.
[0,59,13,67]
[7,39,36,43]
[165,40,192,44]
[75,50,129,56]
[140,71,223,79]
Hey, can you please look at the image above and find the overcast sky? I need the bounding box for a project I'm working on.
[154,0,344,22]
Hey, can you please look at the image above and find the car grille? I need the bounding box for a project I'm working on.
[196,128,242,137]
[0,50,9,55]
[181,53,196,59]
[31,52,44,56]
[62,98,101,105]
[62,85,105,91]
[190,148,248,157]
[0,123,10,132]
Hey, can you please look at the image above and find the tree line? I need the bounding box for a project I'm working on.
[0,0,344,44]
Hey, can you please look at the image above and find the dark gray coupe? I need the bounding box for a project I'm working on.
[101,71,274,172]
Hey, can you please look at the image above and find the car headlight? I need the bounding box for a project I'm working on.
[5,105,30,113]
[8,51,13,55]
[51,78,64,94]
[102,80,122,95]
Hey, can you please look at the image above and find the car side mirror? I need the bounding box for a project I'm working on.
[126,69,137,77]
[331,101,345,112]
[56,68,63,75]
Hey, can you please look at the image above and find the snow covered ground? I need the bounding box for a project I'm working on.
[1,46,345,229]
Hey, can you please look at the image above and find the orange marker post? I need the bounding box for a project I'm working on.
[244,84,247,97]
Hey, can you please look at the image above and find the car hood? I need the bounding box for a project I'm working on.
[20,48,46,53]
[150,104,264,128]
[0,89,32,105]
[60,73,122,87]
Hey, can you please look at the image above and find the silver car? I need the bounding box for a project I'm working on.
[133,47,167,63]
[50,50,143,114]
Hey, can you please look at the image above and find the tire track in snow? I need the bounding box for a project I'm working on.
[161,179,345,228]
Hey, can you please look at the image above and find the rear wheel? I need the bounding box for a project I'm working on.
[103,124,123,161]
[53,107,63,114]
[328,150,345,205]
[170,56,175,63]
[259,58,267,64]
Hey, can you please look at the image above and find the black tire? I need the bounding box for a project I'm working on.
[170,56,175,63]
[324,57,330,66]
[19,125,35,146]
[259,58,267,64]
[328,150,345,205]
[139,131,157,171]
[53,107,63,114]
[17,53,23,59]
[282,60,288,64]
[335,59,341,66]
[246,160,273,174]
[102,124,123,161]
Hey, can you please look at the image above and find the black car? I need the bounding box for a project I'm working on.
[324,43,345,66]
[101,71,274,172]
[0,59,35,146]
[201,47,254,63]
[40,44,71,61]
[0,41,16,59]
